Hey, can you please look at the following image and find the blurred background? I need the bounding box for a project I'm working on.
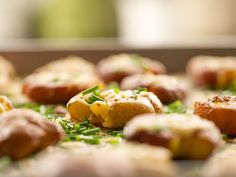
[0,0,236,43]
[0,0,236,74]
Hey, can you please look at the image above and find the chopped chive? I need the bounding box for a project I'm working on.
[82,86,99,96]
[164,100,186,114]
[134,87,147,94]
[87,95,104,104]
[0,157,11,169]
[107,129,124,137]
[82,127,101,135]
[108,82,120,93]
[51,78,60,82]
[76,135,100,145]
[222,134,228,140]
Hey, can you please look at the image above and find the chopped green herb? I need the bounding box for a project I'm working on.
[82,86,100,96]
[222,134,228,140]
[164,100,186,114]
[134,87,147,94]
[51,78,60,82]
[0,156,11,170]
[108,82,120,93]
[105,137,122,145]
[82,127,101,135]
[106,129,124,138]
[87,95,104,104]
[224,79,236,93]
[153,126,164,133]
[77,135,100,145]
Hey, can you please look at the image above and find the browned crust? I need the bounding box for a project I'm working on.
[127,130,173,148]
[97,56,166,84]
[98,71,130,84]
[194,96,236,135]
[22,83,88,104]
[0,109,64,159]
[148,86,186,104]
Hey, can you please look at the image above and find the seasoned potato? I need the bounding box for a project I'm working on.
[67,87,162,128]
[0,109,64,159]
[125,113,221,159]
[23,71,103,104]
[35,143,177,177]
[186,56,236,89]
[97,53,166,83]
[194,96,236,135]
[23,56,103,104]
[121,74,187,104]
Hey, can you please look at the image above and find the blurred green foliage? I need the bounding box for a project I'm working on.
[35,0,118,38]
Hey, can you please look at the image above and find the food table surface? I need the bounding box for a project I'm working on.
[0,37,236,177]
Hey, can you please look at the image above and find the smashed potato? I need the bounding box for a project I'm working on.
[194,96,236,135]
[0,109,64,159]
[125,113,221,159]
[121,74,187,104]
[67,87,162,128]
[97,53,166,83]
[186,56,236,89]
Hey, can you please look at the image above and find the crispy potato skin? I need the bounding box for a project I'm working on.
[148,86,185,104]
[121,74,186,104]
[194,96,236,135]
[127,130,173,148]
[23,57,103,104]
[186,56,236,88]
[97,54,166,83]
[23,84,88,104]
[125,114,221,160]
[0,109,64,159]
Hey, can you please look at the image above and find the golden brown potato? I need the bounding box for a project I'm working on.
[194,96,236,135]
[121,74,187,104]
[23,56,103,104]
[67,88,162,128]
[0,109,64,160]
[97,53,166,83]
[35,143,176,177]
[125,113,221,159]
[186,56,236,89]
[23,71,103,104]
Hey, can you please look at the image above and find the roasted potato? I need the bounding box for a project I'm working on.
[0,109,64,159]
[23,71,103,104]
[121,74,187,104]
[67,88,162,128]
[125,113,221,159]
[97,53,166,83]
[194,96,236,135]
[35,143,176,177]
[186,56,236,89]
